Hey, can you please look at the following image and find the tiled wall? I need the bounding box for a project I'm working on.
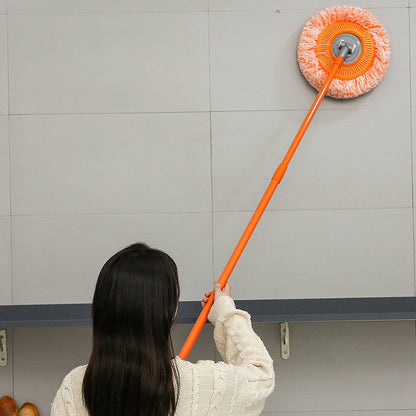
[1,0,416,305]
[0,1,415,415]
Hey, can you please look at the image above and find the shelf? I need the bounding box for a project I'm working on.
[1,297,415,328]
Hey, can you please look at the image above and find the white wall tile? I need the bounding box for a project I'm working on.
[0,216,11,305]
[415,222,416,293]
[210,1,408,11]
[212,109,412,212]
[412,109,416,209]
[411,9,416,108]
[210,8,408,111]
[254,321,416,411]
[0,1,6,13]
[0,329,13,397]
[414,210,416,296]
[13,327,92,416]
[10,113,211,215]
[8,13,209,114]
[375,6,411,109]
[12,213,213,304]
[8,0,207,13]
[0,117,9,215]
[0,16,7,114]
[214,209,414,299]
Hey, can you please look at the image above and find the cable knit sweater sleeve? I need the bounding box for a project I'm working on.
[51,365,86,416]
[174,295,275,416]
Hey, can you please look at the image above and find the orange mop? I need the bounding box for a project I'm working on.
[179,6,391,359]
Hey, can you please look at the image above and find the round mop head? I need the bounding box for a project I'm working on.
[297,6,390,99]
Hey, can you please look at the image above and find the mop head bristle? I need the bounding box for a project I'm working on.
[297,6,391,99]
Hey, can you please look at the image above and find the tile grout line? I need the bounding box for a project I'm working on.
[210,6,408,12]
[6,206,414,218]
[9,110,211,116]
[208,8,221,363]
[5,6,13,306]
[7,10,209,15]
[409,7,416,297]
[6,107,412,116]
[3,6,409,15]
[208,10,215,291]
[5,0,15,397]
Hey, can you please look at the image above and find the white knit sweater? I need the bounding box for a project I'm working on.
[51,296,275,416]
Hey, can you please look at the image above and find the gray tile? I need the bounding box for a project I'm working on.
[411,10,416,108]
[0,329,13,397]
[13,326,92,416]
[210,8,408,111]
[414,208,416,297]
[0,16,7,114]
[212,109,412,212]
[210,1,408,10]
[0,216,11,305]
[8,13,209,114]
[12,213,213,304]
[10,113,211,215]
[253,321,416,411]
[0,117,9,216]
[213,209,414,300]
[172,323,216,363]
[9,0,207,13]
[411,109,416,209]
[0,1,6,13]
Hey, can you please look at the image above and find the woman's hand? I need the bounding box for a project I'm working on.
[201,283,231,308]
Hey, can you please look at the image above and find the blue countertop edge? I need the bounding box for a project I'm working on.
[0,297,415,328]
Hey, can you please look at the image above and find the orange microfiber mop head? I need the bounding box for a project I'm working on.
[297,6,391,99]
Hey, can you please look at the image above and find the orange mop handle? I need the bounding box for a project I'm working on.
[178,55,345,360]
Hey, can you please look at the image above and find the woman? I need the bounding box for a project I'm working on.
[51,243,274,416]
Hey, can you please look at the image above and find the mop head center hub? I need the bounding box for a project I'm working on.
[317,21,375,81]
[332,33,362,63]
[297,6,390,99]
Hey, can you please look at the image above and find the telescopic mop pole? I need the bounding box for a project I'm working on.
[179,53,346,360]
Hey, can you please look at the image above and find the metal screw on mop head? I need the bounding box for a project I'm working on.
[332,34,362,64]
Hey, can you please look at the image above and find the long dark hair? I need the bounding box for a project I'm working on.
[83,243,180,416]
